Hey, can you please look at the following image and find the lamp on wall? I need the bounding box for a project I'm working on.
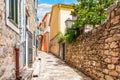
[65,18,74,28]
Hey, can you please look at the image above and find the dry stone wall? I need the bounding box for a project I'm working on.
[66,2,120,80]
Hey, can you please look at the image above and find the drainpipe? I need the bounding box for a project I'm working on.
[15,43,20,80]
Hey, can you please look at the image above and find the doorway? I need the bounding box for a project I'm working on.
[62,43,66,60]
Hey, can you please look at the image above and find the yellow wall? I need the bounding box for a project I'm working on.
[49,4,73,57]
[50,4,73,40]
[50,5,60,40]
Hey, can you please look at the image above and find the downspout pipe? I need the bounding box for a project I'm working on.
[15,43,20,80]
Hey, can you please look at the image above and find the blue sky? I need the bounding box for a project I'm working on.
[38,0,77,5]
[37,0,78,23]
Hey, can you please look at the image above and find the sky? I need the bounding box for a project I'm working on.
[37,0,78,23]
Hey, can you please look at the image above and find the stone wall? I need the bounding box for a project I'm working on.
[66,2,120,80]
[0,0,19,79]
[50,35,60,57]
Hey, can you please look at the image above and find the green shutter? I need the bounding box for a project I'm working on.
[9,0,18,26]
[44,36,46,42]
[15,0,18,24]
[14,0,18,24]
[12,0,14,20]
[9,0,12,17]
[44,22,46,28]
[9,0,14,19]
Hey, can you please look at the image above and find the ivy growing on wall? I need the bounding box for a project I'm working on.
[58,32,66,43]
[64,28,80,43]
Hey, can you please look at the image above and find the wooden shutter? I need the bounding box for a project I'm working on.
[28,31,33,66]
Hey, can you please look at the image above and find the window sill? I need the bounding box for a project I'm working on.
[9,19,18,27]
[6,18,19,34]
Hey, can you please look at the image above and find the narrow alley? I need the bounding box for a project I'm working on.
[32,52,92,80]
[0,0,120,80]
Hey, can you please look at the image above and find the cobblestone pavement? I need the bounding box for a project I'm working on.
[32,52,92,80]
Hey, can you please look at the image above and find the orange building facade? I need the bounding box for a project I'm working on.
[39,12,50,52]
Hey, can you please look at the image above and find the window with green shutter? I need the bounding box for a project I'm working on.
[44,36,46,42]
[44,22,46,28]
[9,0,18,26]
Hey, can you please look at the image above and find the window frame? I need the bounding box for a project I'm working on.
[6,0,19,34]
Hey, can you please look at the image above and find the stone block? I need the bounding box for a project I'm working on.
[111,57,119,64]
[104,50,109,55]
[116,65,120,72]
[111,16,120,25]
[113,33,120,38]
[107,64,115,70]
[105,75,114,80]
[3,47,8,55]
[109,51,119,57]
[109,71,118,76]
[0,38,5,46]
[0,68,5,77]
[103,69,109,74]
[95,62,101,67]
[104,44,110,49]
[110,29,116,35]
[105,37,113,43]
[106,22,111,29]
[110,42,118,48]
[111,10,115,19]
[97,72,104,78]
[103,31,109,36]
[116,7,120,15]
[104,58,111,63]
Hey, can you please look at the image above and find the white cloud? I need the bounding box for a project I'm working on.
[38,3,52,8]
[37,3,52,23]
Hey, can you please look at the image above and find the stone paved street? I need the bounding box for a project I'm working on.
[32,52,92,80]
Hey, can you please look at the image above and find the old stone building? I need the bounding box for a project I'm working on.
[0,0,38,79]
[66,2,120,80]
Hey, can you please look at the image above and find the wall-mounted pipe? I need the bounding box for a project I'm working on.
[15,43,20,80]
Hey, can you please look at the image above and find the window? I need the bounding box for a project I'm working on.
[9,0,18,26]
[44,22,46,28]
[44,35,46,42]
[6,0,19,33]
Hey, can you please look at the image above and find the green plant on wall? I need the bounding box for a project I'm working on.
[64,28,80,43]
[65,0,115,43]
[72,0,115,28]
[58,32,66,43]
